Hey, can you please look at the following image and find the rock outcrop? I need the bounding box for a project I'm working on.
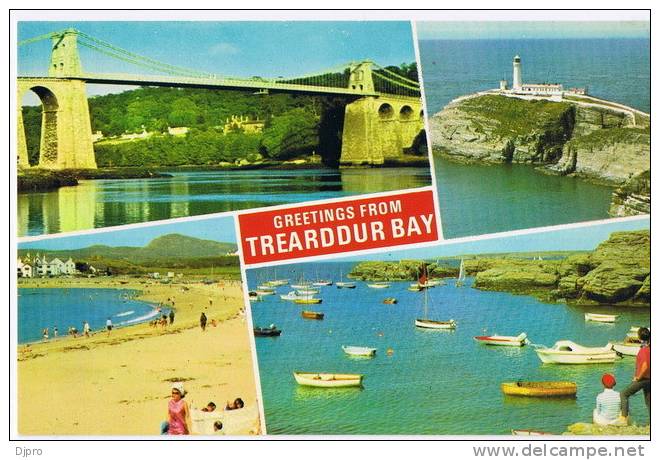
[430,94,650,213]
[609,170,651,217]
[473,230,650,306]
[564,423,649,436]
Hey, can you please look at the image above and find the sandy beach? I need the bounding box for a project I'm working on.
[17,276,261,436]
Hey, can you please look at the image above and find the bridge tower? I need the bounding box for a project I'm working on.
[340,61,424,165]
[49,29,83,77]
[17,29,96,170]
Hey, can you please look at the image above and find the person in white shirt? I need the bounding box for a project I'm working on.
[593,373,626,426]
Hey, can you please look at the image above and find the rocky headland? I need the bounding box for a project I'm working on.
[430,94,650,217]
[350,230,649,307]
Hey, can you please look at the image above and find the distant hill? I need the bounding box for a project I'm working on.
[18,233,237,265]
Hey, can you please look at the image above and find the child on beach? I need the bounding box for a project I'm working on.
[200,312,207,331]
[83,321,91,338]
[225,398,244,411]
[593,373,625,426]
[41,328,49,341]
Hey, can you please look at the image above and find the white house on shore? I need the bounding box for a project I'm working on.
[20,255,78,277]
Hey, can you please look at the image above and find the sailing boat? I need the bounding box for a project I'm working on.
[336,268,356,289]
[456,259,466,287]
[415,264,456,330]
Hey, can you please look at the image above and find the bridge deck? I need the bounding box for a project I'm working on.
[18,74,420,101]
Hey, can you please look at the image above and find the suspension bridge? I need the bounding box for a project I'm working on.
[17,28,424,169]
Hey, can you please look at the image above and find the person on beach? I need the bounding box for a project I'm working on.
[169,310,175,325]
[620,327,651,422]
[200,312,207,331]
[83,321,91,338]
[42,328,49,341]
[201,402,216,412]
[106,317,113,336]
[53,327,58,338]
[225,398,244,411]
[161,382,192,435]
[593,373,624,426]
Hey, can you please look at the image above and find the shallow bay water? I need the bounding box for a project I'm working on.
[250,262,650,435]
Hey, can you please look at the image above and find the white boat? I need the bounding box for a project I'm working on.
[256,285,275,292]
[415,269,456,330]
[474,332,528,347]
[335,270,356,289]
[290,283,311,290]
[342,345,377,357]
[535,340,619,364]
[612,341,642,357]
[426,279,445,287]
[367,282,390,289]
[585,313,619,323]
[255,289,275,296]
[456,259,466,287]
[296,288,320,295]
[265,279,289,287]
[293,372,363,388]
[415,318,457,330]
[312,280,332,286]
[280,291,303,301]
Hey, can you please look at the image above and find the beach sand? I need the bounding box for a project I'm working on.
[17,276,261,436]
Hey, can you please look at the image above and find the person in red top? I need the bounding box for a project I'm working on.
[620,327,650,419]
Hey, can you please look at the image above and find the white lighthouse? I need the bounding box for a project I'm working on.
[512,55,522,90]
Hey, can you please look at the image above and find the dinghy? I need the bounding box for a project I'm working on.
[294,297,322,305]
[501,381,577,397]
[383,297,398,304]
[511,429,554,436]
[612,341,642,356]
[335,269,356,289]
[293,372,363,388]
[535,340,619,364]
[301,310,324,320]
[253,325,282,337]
[474,333,528,347]
[342,345,377,357]
[585,313,619,323]
[367,282,390,289]
[312,280,332,287]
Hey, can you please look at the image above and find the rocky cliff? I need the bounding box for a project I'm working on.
[430,94,650,215]
[350,230,649,307]
[473,230,650,306]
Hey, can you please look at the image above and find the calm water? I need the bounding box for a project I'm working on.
[419,38,650,114]
[419,38,648,238]
[18,288,167,343]
[249,262,650,435]
[434,157,614,239]
[17,168,431,237]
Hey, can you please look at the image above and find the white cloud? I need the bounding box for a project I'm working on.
[208,42,239,56]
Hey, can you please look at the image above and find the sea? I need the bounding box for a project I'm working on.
[17,288,167,344]
[419,38,650,238]
[249,262,650,435]
[17,168,431,237]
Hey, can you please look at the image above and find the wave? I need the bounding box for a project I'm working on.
[114,310,135,318]
[119,309,162,325]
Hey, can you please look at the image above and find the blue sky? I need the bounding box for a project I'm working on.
[18,215,237,250]
[18,21,415,78]
[341,217,649,261]
[416,21,650,40]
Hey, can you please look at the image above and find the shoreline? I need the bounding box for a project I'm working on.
[17,276,260,435]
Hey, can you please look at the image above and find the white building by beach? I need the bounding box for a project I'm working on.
[26,255,78,277]
[17,258,33,278]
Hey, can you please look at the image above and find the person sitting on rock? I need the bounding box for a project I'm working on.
[593,373,626,426]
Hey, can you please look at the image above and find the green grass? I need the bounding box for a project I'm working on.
[567,126,650,150]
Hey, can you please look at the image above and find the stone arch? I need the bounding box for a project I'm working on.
[23,86,60,166]
[378,103,394,120]
[399,105,414,120]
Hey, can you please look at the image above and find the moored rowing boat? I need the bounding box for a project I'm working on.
[501,381,577,397]
[293,372,363,388]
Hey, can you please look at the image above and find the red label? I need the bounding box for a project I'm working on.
[238,190,438,265]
